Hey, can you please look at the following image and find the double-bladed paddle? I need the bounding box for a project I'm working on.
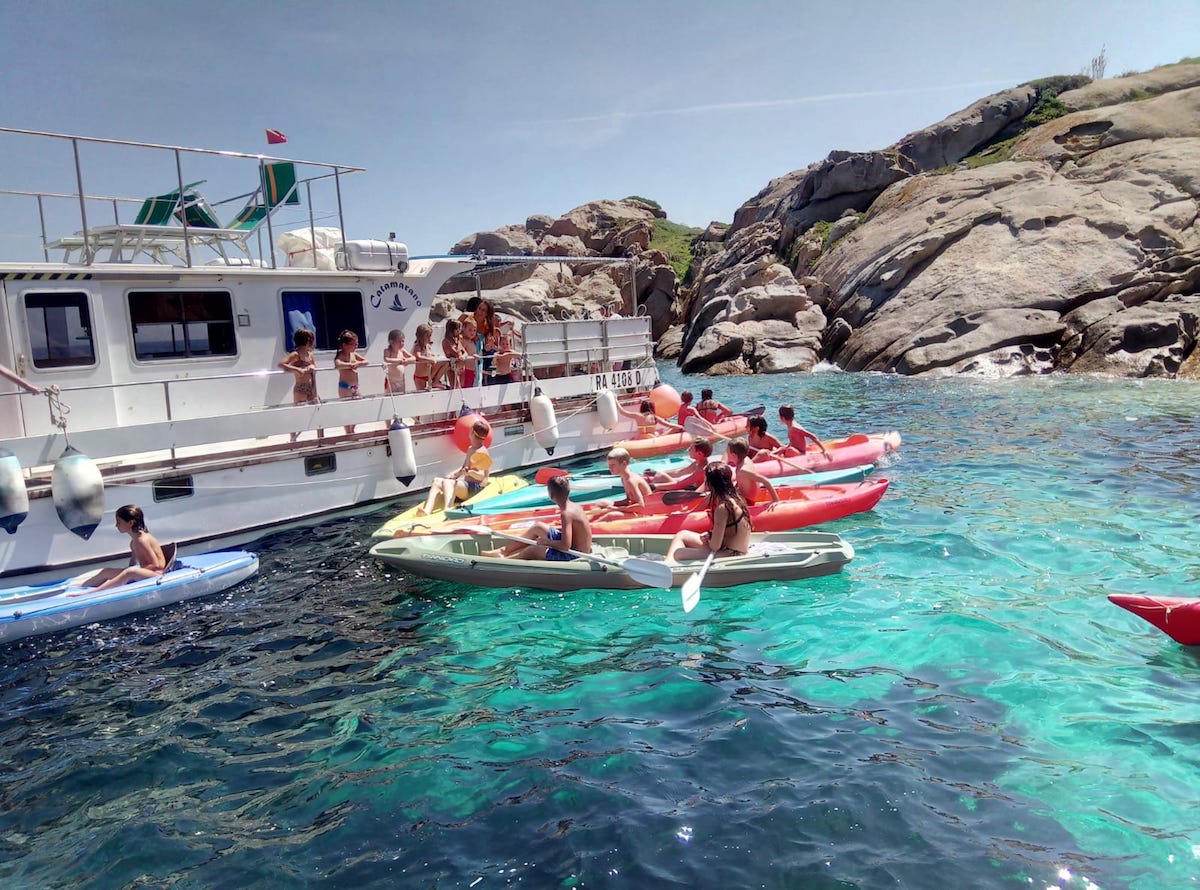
[463,527,673,589]
[684,415,829,474]
[680,551,715,613]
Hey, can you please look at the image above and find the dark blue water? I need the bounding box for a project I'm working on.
[2,368,1199,889]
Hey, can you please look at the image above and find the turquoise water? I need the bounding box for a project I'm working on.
[3,367,1200,889]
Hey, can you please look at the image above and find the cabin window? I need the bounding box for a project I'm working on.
[304,453,336,475]
[153,475,194,502]
[281,290,366,351]
[129,290,237,360]
[24,292,95,369]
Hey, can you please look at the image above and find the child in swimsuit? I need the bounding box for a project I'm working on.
[696,387,733,424]
[76,504,167,593]
[279,328,320,442]
[334,329,369,434]
[482,475,591,562]
[488,330,521,384]
[778,404,830,458]
[383,329,414,394]
[459,316,479,388]
[618,398,683,439]
[420,419,493,515]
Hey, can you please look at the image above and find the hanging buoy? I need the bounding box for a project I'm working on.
[453,413,493,452]
[0,448,29,534]
[648,382,682,419]
[388,418,417,486]
[596,388,619,430]
[51,445,104,539]
[530,387,560,455]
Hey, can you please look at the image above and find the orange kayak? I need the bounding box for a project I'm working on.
[412,478,890,538]
[617,416,749,458]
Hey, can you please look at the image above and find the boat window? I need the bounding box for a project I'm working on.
[24,292,96,369]
[304,453,336,475]
[153,475,194,502]
[281,290,366,350]
[129,290,237,360]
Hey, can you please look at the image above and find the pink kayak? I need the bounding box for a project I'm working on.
[1108,594,1200,646]
[748,431,901,477]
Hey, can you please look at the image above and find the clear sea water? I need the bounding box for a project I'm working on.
[2,366,1199,889]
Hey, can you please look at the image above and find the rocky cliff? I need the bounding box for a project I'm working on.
[441,59,1200,378]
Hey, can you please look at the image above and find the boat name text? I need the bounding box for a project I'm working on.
[371,280,422,313]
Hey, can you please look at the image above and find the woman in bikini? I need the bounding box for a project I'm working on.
[666,463,752,562]
[617,399,683,439]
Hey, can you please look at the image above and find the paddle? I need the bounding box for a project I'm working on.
[681,552,715,613]
[662,489,705,506]
[534,467,569,484]
[733,405,765,417]
[463,527,673,589]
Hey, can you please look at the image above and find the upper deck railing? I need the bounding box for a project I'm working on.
[0,127,365,268]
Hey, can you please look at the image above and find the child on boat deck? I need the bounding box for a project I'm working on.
[420,419,492,515]
[441,319,468,390]
[483,475,592,562]
[590,447,654,523]
[618,399,684,439]
[334,330,369,434]
[487,330,521,384]
[412,324,445,391]
[459,316,479,388]
[279,328,318,405]
[383,328,414,394]
[75,504,167,594]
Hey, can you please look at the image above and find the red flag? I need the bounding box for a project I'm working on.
[265,129,287,145]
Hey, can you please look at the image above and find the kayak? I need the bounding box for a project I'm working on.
[0,550,259,644]
[400,478,889,539]
[1108,594,1200,646]
[447,463,877,518]
[617,416,749,458]
[370,474,529,540]
[743,431,902,477]
[371,530,854,593]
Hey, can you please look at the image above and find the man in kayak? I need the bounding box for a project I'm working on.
[645,438,714,491]
[483,475,592,561]
[591,447,653,522]
[778,405,830,458]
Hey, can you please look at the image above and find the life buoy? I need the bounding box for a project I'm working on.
[388,418,417,485]
[596,388,619,430]
[51,445,104,539]
[648,382,682,419]
[453,412,493,452]
[530,387,559,455]
[0,448,29,534]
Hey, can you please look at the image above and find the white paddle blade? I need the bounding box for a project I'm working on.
[681,575,702,612]
[622,557,673,589]
[683,416,715,438]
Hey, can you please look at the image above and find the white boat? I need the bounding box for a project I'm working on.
[0,549,259,643]
[0,127,659,582]
[369,530,855,592]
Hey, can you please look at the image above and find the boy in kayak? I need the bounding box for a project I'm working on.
[726,439,779,503]
[676,390,697,426]
[645,438,714,491]
[591,447,654,522]
[483,475,592,561]
[778,405,830,458]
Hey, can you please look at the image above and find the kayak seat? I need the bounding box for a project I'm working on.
[595,545,629,561]
[161,542,178,573]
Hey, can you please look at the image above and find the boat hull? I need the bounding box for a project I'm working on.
[0,550,259,643]
[371,530,854,592]
[1108,594,1200,646]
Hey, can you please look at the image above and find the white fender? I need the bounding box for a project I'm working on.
[388,418,417,486]
[530,387,560,455]
[596,388,619,431]
[0,448,29,534]
[51,445,105,539]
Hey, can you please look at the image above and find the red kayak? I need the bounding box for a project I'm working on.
[1108,594,1200,646]
[417,478,889,538]
[748,431,902,477]
[617,416,749,458]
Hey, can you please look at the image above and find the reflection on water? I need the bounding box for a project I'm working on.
[1,371,1199,889]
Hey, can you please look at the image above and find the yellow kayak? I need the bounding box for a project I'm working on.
[370,474,529,540]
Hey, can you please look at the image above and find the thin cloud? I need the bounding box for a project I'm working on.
[531,80,1018,126]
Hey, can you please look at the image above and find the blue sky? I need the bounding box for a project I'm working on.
[1,0,1197,258]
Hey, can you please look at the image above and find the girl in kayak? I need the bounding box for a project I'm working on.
[419,419,492,515]
[77,505,167,593]
[666,463,752,561]
[696,388,732,424]
[618,399,684,439]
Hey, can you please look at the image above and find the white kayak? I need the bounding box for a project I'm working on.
[0,550,259,644]
[370,530,854,593]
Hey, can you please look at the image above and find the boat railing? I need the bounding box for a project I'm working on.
[0,126,364,269]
